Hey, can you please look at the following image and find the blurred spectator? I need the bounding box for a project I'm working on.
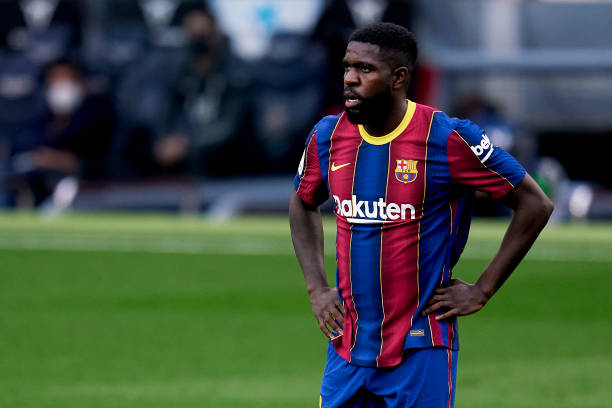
[379,0,415,29]
[250,32,325,173]
[311,0,356,112]
[152,3,249,176]
[311,0,415,112]
[9,59,115,206]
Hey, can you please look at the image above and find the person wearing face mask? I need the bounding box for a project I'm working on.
[9,59,116,207]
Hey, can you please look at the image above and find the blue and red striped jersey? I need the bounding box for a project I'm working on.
[294,101,525,368]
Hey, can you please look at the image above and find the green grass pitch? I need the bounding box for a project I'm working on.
[0,213,611,407]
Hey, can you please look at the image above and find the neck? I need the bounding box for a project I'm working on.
[362,98,407,137]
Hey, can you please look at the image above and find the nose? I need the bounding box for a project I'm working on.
[344,67,358,86]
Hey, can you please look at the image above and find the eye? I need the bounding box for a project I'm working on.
[361,66,371,73]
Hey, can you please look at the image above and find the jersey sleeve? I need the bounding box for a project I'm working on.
[293,128,329,205]
[447,119,526,199]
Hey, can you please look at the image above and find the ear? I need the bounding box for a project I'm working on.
[391,66,410,91]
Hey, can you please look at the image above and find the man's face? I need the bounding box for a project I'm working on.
[343,41,393,125]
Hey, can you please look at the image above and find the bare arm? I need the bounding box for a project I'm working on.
[289,191,344,339]
[423,174,554,320]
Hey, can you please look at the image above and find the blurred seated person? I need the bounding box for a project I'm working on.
[153,4,248,176]
[10,59,116,206]
[311,0,415,113]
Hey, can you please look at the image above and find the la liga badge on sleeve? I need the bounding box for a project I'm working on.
[395,159,418,183]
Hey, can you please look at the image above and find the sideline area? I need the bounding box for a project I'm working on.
[0,212,610,262]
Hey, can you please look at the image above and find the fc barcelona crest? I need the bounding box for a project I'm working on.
[395,159,418,184]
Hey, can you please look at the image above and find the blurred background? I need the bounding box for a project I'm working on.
[1,2,611,408]
[0,0,610,219]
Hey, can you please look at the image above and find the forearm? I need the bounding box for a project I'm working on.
[290,191,345,338]
[424,175,553,319]
[476,175,554,300]
[289,192,329,294]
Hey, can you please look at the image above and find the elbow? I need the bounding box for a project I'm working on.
[537,195,554,224]
[510,174,554,225]
[544,196,554,219]
[518,192,554,227]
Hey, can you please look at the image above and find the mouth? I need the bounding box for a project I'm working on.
[344,90,362,109]
[345,98,361,109]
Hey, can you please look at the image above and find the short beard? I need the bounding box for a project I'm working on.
[345,87,393,127]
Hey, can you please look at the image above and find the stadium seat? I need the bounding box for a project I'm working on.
[95,23,150,79]
[108,45,188,178]
[21,24,76,65]
[0,52,46,143]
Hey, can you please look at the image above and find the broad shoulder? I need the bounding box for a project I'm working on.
[419,105,483,143]
[314,113,343,130]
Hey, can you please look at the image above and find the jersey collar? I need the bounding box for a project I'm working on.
[358,100,416,145]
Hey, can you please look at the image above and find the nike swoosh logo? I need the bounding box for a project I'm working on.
[331,162,351,171]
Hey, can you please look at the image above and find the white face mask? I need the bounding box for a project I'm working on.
[45,80,85,114]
